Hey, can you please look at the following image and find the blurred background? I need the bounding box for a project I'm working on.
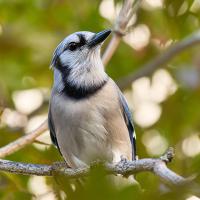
[0,0,200,199]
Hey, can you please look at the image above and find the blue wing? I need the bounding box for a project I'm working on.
[117,90,136,160]
[48,107,62,154]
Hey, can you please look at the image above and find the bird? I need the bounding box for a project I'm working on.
[48,29,136,169]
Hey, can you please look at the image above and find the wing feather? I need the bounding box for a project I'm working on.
[117,90,136,160]
[48,106,61,154]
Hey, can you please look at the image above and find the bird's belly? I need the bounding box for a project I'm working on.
[53,97,112,167]
[76,124,112,163]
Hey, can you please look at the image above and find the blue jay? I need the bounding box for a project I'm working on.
[48,30,136,169]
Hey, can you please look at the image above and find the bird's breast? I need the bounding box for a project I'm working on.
[51,80,131,167]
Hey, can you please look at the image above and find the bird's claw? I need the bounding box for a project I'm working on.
[118,155,129,166]
[52,161,69,171]
[115,156,131,177]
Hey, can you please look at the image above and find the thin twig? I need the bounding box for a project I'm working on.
[0,120,48,158]
[102,35,121,66]
[0,148,188,186]
[117,30,200,90]
[102,0,141,65]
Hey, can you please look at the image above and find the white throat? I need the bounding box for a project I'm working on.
[60,49,108,89]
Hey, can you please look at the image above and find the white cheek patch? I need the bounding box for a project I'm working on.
[59,32,94,68]
[59,48,87,69]
[53,68,64,92]
[59,51,74,68]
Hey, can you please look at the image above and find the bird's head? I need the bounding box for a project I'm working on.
[51,30,111,91]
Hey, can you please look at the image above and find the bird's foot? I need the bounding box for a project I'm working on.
[115,156,131,178]
[118,155,129,167]
[52,161,70,171]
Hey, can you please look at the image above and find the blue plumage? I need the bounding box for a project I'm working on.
[48,108,61,153]
[117,90,136,160]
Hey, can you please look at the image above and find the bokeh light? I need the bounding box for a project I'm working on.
[28,176,55,200]
[12,89,44,115]
[123,24,151,50]
[142,129,168,156]
[182,133,200,157]
[1,108,27,128]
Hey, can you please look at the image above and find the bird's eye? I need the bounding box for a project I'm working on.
[68,42,77,51]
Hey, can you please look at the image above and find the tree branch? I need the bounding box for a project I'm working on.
[102,0,141,65]
[117,30,200,90]
[0,120,47,158]
[0,148,188,186]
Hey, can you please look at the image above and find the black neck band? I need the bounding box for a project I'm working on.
[62,78,108,99]
[55,58,108,100]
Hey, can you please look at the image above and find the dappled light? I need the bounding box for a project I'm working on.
[1,108,27,128]
[28,176,55,200]
[128,69,177,127]
[134,101,162,127]
[182,133,200,158]
[190,0,200,13]
[123,24,150,50]
[99,0,116,22]
[142,0,164,10]
[187,196,200,200]
[25,115,47,133]
[142,129,168,156]
[12,89,44,114]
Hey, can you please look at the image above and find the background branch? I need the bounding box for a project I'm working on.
[0,120,47,158]
[117,30,200,90]
[0,148,188,186]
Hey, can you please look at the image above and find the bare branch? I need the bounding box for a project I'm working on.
[102,0,141,66]
[0,120,48,158]
[117,30,200,90]
[0,148,188,186]
[0,158,52,176]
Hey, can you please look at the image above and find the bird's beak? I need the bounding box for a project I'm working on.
[88,29,111,48]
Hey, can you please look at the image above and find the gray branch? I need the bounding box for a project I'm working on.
[117,30,200,90]
[0,120,48,158]
[0,148,187,186]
